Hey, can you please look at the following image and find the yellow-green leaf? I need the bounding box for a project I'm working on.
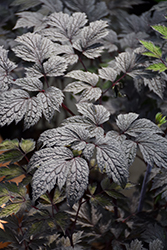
[0,150,23,163]
[20,139,35,154]
[152,24,167,40]
[147,63,167,73]
[0,139,19,151]
[0,203,22,218]
[140,40,162,58]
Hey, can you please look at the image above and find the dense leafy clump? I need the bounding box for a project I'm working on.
[1,0,167,249]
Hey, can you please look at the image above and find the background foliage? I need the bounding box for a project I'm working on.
[1,0,167,249]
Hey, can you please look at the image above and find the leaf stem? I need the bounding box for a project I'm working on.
[62,103,75,116]
[137,163,152,213]
[78,56,87,72]
[102,72,127,95]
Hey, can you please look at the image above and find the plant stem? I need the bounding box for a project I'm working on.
[137,163,152,213]
[62,103,75,116]
[78,56,87,71]
[102,72,127,95]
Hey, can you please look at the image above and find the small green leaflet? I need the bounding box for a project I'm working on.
[20,139,35,154]
[152,24,167,40]
[140,40,162,58]
[0,138,35,164]
[0,203,23,218]
[0,164,24,180]
[147,63,167,73]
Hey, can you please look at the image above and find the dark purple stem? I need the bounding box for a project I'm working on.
[137,163,152,213]
[62,103,75,116]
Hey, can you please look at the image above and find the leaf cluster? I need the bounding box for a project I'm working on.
[1,0,167,249]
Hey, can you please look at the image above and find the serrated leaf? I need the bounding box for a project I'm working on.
[53,188,66,204]
[54,211,69,232]
[89,193,112,208]
[20,139,35,154]
[116,113,139,132]
[115,51,136,73]
[0,185,9,206]
[0,89,42,129]
[66,70,99,86]
[13,33,56,64]
[0,46,17,91]
[13,11,45,31]
[73,20,108,59]
[116,113,162,137]
[28,147,73,172]
[76,103,110,125]
[123,140,137,167]
[0,164,24,180]
[149,239,163,250]
[98,67,117,82]
[64,0,108,22]
[143,74,165,98]
[126,239,143,250]
[0,227,17,243]
[95,133,128,188]
[37,86,64,121]
[24,96,42,129]
[147,62,167,73]
[152,24,167,40]
[0,150,23,164]
[31,147,73,200]
[64,70,101,102]
[40,0,63,12]
[0,139,19,151]
[15,77,43,92]
[66,157,89,206]
[151,168,167,201]
[0,203,22,218]
[140,40,162,58]
[47,12,87,43]
[11,0,40,10]
[38,125,91,149]
[43,56,68,77]
[137,133,167,168]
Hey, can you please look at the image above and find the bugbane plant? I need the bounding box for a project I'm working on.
[1,0,167,249]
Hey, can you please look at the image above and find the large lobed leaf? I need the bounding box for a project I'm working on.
[64,70,102,102]
[29,146,89,206]
[73,20,108,59]
[47,12,87,43]
[0,46,17,91]
[115,113,167,169]
[13,33,56,64]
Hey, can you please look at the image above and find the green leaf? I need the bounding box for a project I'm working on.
[0,227,16,242]
[140,40,162,58]
[0,139,19,151]
[0,150,23,164]
[39,193,51,204]
[4,182,26,197]
[152,24,167,40]
[54,211,69,233]
[102,80,112,90]
[53,188,66,204]
[89,193,112,208]
[20,139,35,154]
[155,112,167,127]
[0,185,10,206]
[0,203,22,218]
[28,221,45,236]
[0,196,10,207]
[104,189,126,199]
[147,63,167,73]
[0,164,25,180]
[88,183,97,195]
